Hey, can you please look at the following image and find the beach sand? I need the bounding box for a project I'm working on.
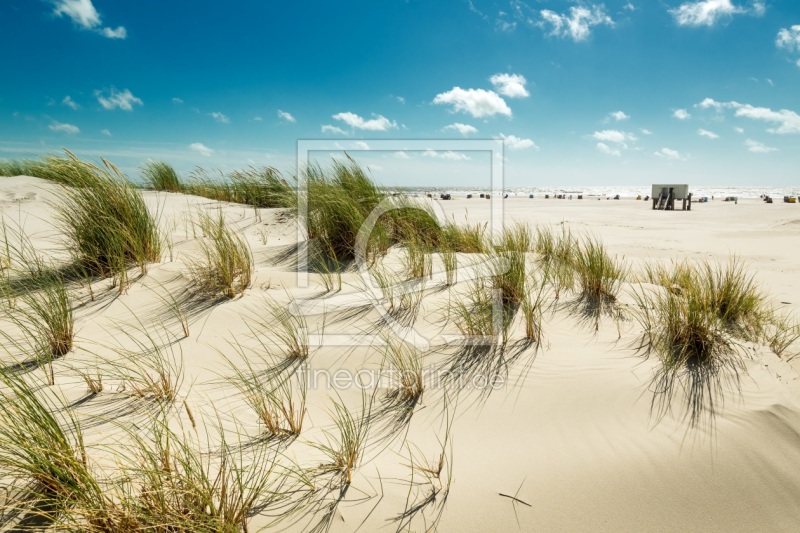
[3,176,800,531]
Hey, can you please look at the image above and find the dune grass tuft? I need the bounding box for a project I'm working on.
[452,278,507,344]
[53,151,161,288]
[227,355,307,439]
[228,166,296,208]
[440,221,489,253]
[313,396,372,486]
[765,311,800,358]
[1,271,74,384]
[0,372,103,525]
[535,225,577,298]
[572,236,626,328]
[189,210,253,299]
[264,294,310,360]
[384,339,424,404]
[141,160,183,192]
[521,264,550,344]
[630,259,778,426]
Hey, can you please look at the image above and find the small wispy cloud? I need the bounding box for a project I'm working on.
[189,142,213,157]
[100,128,111,136]
[654,147,685,160]
[252,116,263,122]
[277,109,296,123]
[592,129,637,147]
[607,110,630,122]
[745,138,777,153]
[422,150,471,161]
[49,121,80,134]
[62,95,79,110]
[669,0,765,28]
[695,98,800,134]
[537,5,614,42]
[96,88,142,111]
[443,123,478,135]
[209,112,230,124]
[52,0,127,39]
[172,97,183,104]
[596,142,621,156]
[640,128,653,135]
[498,133,538,150]
[697,128,719,139]
[490,73,530,98]
[101,26,126,39]
[332,112,397,131]
[321,124,348,135]
[394,151,410,159]
[673,108,691,120]
[433,87,511,118]
[734,126,744,134]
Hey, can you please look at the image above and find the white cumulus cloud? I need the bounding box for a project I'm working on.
[489,73,530,98]
[498,133,538,150]
[776,26,800,57]
[669,0,763,27]
[673,108,691,120]
[745,139,777,153]
[48,121,79,134]
[332,112,397,131]
[394,151,410,159]
[640,128,653,135]
[697,128,719,139]
[53,0,127,39]
[277,110,296,123]
[443,123,478,135]
[538,5,614,42]
[189,143,213,157]
[654,147,685,160]
[209,112,230,124]
[433,87,512,118]
[592,129,637,145]
[96,88,142,111]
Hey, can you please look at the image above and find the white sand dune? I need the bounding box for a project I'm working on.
[2,177,800,531]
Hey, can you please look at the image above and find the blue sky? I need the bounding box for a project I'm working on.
[1,0,798,187]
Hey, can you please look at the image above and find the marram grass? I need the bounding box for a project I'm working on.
[53,151,161,288]
[188,210,253,299]
[141,160,183,192]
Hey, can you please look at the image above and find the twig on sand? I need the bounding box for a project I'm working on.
[498,492,532,507]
